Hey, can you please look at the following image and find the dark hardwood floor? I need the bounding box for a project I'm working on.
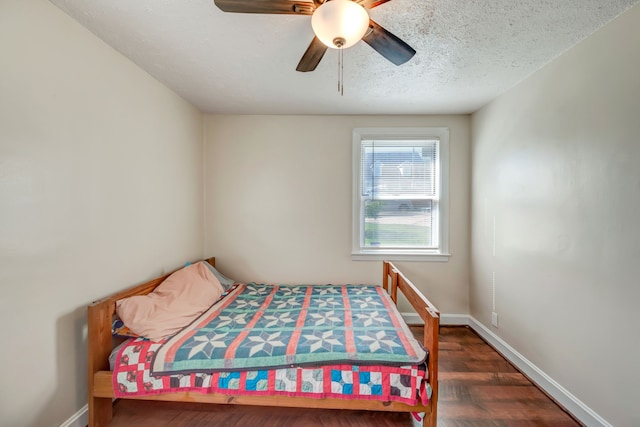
[107,327,581,427]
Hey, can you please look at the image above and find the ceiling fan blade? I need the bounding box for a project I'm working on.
[356,0,392,9]
[296,37,328,72]
[214,0,314,15]
[361,19,416,66]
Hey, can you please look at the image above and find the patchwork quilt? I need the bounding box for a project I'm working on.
[151,283,427,374]
[113,337,431,405]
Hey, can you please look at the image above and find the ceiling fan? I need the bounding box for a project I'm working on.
[213,0,416,72]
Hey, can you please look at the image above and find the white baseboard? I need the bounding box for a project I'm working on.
[467,316,611,427]
[59,404,87,427]
[62,315,610,427]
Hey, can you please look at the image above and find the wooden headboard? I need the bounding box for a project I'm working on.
[87,257,216,425]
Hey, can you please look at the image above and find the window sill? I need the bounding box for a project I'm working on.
[351,251,450,262]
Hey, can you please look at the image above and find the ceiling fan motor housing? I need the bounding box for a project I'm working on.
[311,0,369,49]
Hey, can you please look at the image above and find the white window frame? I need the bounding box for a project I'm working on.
[352,127,450,262]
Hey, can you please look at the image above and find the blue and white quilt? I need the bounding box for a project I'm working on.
[151,283,427,374]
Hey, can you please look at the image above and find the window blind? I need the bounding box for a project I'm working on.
[359,139,439,249]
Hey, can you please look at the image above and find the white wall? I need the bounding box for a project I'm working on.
[471,4,640,426]
[0,1,204,426]
[204,115,471,315]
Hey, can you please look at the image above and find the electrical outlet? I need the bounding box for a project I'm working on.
[491,311,499,327]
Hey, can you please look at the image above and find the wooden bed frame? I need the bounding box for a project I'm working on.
[88,258,440,426]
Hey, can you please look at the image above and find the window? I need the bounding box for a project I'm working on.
[352,127,450,261]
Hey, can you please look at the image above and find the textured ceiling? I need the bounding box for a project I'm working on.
[49,0,638,114]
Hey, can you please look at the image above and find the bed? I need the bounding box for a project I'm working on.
[87,258,440,426]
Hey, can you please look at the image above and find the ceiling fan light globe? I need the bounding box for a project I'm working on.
[311,0,369,49]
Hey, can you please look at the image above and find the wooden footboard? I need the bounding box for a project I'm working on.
[383,261,440,426]
[88,259,439,427]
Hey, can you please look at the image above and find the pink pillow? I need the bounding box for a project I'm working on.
[116,262,223,341]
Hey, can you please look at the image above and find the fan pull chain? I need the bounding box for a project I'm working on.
[337,46,344,96]
[333,37,346,96]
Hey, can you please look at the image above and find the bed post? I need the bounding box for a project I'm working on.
[424,309,439,427]
[382,261,389,292]
[88,300,114,427]
[390,269,399,304]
